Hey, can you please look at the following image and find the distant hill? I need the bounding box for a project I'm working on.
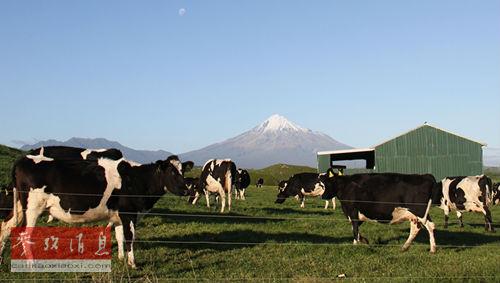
[484,147,500,167]
[181,114,351,168]
[0,145,24,186]
[20,137,173,164]
[185,163,316,186]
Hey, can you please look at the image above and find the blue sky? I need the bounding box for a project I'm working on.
[0,1,499,153]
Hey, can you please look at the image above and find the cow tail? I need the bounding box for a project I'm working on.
[421,199,432,225]
[230,162,238,185]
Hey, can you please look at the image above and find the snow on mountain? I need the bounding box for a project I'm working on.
[180,114,351,168]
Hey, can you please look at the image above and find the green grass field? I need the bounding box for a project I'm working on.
[1,185,500,282]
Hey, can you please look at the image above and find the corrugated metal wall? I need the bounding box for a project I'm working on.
[375,125,483,180]
[317,155,331,173]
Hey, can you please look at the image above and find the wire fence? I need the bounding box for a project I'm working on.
[0,206,497,226]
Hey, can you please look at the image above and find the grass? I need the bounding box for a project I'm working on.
[1,186,500,282]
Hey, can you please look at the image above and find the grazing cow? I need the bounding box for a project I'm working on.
[234,169,251,200]
[0,151,192,268]
[275,173,336,210]
[185,177,200,203]
[195,159,237,213]
[29,146,123,161]
[439,175,499,232]
[320,173,441,253]
[256,178,264,188]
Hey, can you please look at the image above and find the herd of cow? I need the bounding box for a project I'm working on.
[0,146,498,269]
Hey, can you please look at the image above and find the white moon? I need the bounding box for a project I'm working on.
[179,8,186,16]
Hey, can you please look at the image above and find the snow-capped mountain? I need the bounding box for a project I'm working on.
[180,114,351,168]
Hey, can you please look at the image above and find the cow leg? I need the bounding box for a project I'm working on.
[456,211,464,228]
[483,207,495,232]
[0,202,23,264]
[300,196,305,208]
[422,217,437,253]
[349,212,368,245]
[443,206,450,229]
[241,190,245,200]
[191,192,200,205]
[332,198,336,210]
[120,214,138,268]
[106,211,125,260]
[226,179,232,212]
[402,220,422,252]
[205,191,211,208]
[22,189,47,261]
[324,200,329,210]
[218,189,226,213]
[351,220,368,244]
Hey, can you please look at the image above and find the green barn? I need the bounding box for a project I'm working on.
[317,124,485,180]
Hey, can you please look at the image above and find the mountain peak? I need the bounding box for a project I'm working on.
[256,114,308,133]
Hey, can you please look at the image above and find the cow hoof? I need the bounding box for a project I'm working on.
[430,248,437,254]
[401,245,410,252]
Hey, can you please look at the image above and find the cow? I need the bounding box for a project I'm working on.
[320,173,441,253]
[185,177,200,203]
[194,159,237,213]
[28,146,123,161]
[0,150,192,268]
[234,169,251,200]
[256,178,264,188]
[275,173,336,210]
[439,175,499,232]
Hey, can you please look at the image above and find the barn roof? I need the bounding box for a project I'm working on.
[373,123,487,148]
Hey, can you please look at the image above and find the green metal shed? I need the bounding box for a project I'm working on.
[317,124,486,180]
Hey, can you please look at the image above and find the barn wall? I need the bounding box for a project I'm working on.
[375,125,483,180]
[317,155,331,173]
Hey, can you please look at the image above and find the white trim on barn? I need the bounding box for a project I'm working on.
[317,148,375,156]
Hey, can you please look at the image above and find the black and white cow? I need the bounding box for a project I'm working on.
[275,173,336,210]
[193,159,238,213]
[256,178,264,188]
[29,146,124,161]
[185,177,200,203]
[320,173,441,253]
[0,152,192,268]
[234,169,251,200]
[439,175,499,232]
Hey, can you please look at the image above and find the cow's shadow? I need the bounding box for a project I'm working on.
[378,229,500,247]
[138,229,352,252]
[151,208,285,225]
[261,207,335,216]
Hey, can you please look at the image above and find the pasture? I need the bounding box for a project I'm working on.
[1,185,500,282]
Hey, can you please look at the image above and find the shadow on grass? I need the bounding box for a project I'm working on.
[151,208,285,225]
[381,229,500,247]
[261,207,335,216]
[139,230,352,252]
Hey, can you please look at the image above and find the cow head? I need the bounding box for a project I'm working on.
[320,174,341,200]
[275,180,289,204]
[493,183,500,205]
[157,156,192,196]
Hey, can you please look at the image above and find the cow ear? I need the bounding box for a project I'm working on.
[182,161,194,173]
[155,160,168,170]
